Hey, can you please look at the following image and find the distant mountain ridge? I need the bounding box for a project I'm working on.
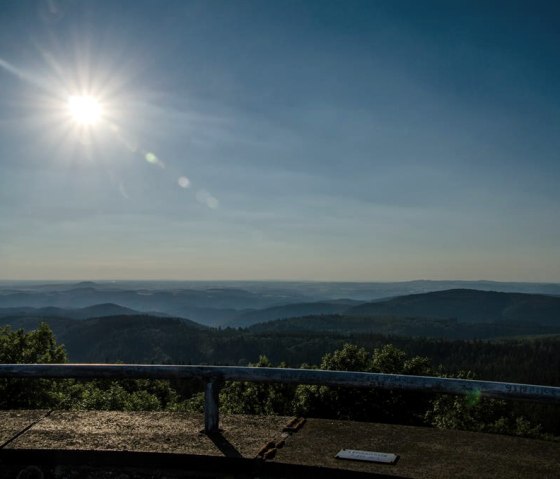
[1,281,559,327]
[2,288,560,363]
[244,289,560,339]
[346,289,560,324]
[0,283,306,326]
[0,303,141,320]
[229,300,363,328]
[0,314,209,363]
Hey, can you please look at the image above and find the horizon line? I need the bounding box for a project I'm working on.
[1,278,559,285]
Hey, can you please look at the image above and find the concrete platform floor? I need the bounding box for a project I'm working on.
[1,411,559,478]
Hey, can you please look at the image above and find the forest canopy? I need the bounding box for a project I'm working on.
[0,323,556,440]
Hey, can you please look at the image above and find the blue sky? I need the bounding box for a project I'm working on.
[1,0,559,281]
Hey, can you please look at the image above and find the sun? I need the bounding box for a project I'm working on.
[67,95,103,125]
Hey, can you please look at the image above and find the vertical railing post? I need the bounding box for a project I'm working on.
[204,378,223,434]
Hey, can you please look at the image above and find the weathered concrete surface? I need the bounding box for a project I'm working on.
[1,412,560,478]
[3,411,291,458]
[275,418,560,479]
[0,410,49,447]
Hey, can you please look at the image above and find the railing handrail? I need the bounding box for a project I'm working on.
[1,363,559,433]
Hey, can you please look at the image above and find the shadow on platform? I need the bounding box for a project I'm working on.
[2,411,560,478]
[0,448,406,479]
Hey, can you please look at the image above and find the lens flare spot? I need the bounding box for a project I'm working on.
[145,152,164,168]
[196,189,219,209]
[145,152,158,164]
[466,389,481,407]
[178,176,191,188]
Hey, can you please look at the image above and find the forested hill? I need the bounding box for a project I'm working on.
[0,315,210,363]
[248,314,560,339]
[1,288,559,366]
[1,313,560,390]
[346,289,560,324]
[229,300,362,328]
[1,284,559,327]
[0,303,141,320]
[227,289,560,328]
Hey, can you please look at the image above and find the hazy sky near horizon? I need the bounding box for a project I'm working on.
[1,0,559,282]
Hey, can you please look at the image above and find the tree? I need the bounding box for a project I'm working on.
[426,370,545,438]
[0,323,68,409]
[0,323,188,411]
[294,343,433,424]
[220,355,296,416]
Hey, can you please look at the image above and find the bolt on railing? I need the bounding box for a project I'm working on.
[1,364,559,434]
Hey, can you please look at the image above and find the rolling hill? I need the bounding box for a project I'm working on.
[2,289,559,361]
[0,314,211,363]
[247,314,560,339]
[346,289,560,324]
[246,289,560,339]
[229,300,362,328]
[0,303,141,320]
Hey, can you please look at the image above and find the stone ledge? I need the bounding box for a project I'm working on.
[1,411,559,478]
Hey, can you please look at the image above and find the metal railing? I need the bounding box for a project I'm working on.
[1,363,559,434]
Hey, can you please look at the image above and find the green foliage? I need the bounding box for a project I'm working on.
[425,370,546,439]
[320,343,370,371]
[0,324,190,411]
[220,343,549,440]
[0,323,554,440]
[70,382,161,411]
[218,344,436,424]
[221,356,296,416]
[0,323,69,409]
[64,378,188,412]
[294,344,433,424]
[0,323,67,364]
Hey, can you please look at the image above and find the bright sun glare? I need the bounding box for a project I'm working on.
[67,95,103,125]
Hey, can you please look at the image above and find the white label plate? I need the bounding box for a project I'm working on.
[336,449,398,464]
